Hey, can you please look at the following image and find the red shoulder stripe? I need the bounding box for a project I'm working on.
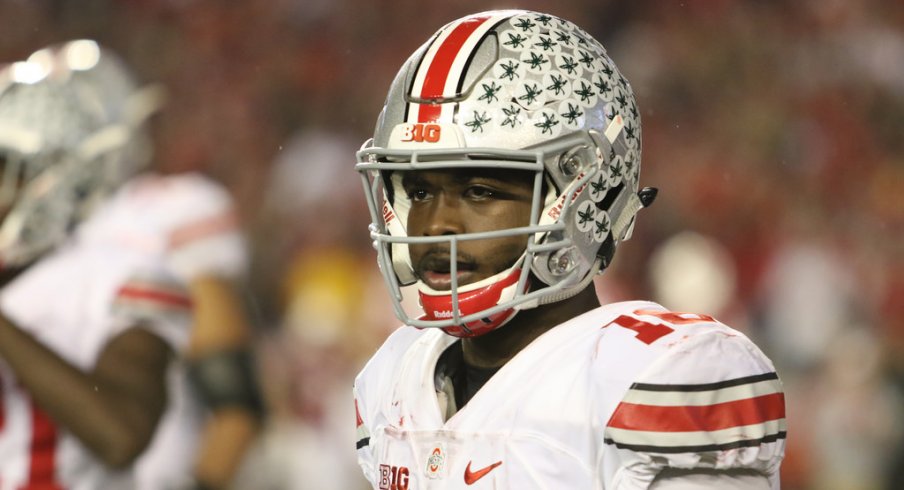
[169,210,238,249]
[116,285,193,310]
[608,392,785,433]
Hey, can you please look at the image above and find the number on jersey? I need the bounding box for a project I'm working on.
[604,309,716,345]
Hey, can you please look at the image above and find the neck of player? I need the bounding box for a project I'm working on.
[461,286,600,369]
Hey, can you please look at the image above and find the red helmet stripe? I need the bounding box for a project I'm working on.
[417,15,489,121]
[409,12,511,123]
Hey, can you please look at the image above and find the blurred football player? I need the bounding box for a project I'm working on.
[353,10,786,489]
[0,40,263,490]
[106,164,263,490]
[52,41,263,490]
[0,41,189,489]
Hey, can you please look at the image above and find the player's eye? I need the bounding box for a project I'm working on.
[407,188,431,202]
[464,185,495,200]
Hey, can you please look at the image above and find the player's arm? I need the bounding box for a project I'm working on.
[185,275,262,490]
[164,181,263,489]
[600,308,786,489]
[0,316,173,468]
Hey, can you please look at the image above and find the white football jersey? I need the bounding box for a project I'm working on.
[76,172,243,271]
[0,198,192,489]
[354,300,785,489]
[79,171,248,490]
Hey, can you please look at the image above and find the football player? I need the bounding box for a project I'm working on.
[0,42,190,488]
[0,40,263,490]
[109,167,263,490]
[353,10,786,489]
[43,41,264,490]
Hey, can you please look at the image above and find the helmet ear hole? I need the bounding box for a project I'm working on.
[597,182,624,212]
[597,235,616,270]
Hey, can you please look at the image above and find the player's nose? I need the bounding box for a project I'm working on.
[421,193,465,237]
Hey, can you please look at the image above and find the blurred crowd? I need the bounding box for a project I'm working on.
[1,0,901,489]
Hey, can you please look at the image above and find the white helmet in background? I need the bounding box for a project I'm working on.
[0,39,163,268]
[357,10,657,337]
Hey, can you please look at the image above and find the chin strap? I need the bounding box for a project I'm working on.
[535,257,602,307]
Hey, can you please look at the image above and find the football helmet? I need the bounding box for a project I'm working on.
[357,10,656,337]
[0,40,161,268]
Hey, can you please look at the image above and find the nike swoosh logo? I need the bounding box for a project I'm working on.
[464,460,503,485]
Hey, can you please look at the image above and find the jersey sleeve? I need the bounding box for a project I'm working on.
[110,268,193,354]
[353,386,377,487]
[162,173,248,281]
[602,321,786,490]
[352,325,426,487]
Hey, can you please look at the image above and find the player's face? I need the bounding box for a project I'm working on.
[403,168,534,291]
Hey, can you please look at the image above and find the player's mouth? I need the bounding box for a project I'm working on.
[418,255,478,291]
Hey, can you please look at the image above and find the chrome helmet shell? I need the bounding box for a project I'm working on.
[357,10,654,337]
[0,40,161,268]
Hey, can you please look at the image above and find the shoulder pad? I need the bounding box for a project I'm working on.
[603,308,785,483]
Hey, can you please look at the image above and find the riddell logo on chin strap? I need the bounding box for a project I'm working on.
[382,202,396,225]
[433,310,455,319]
[379,464,410,490]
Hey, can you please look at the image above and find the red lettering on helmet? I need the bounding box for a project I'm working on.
[400,123,442,143]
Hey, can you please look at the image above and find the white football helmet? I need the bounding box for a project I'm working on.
[357,10,657,337]
[0,40,162,268]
